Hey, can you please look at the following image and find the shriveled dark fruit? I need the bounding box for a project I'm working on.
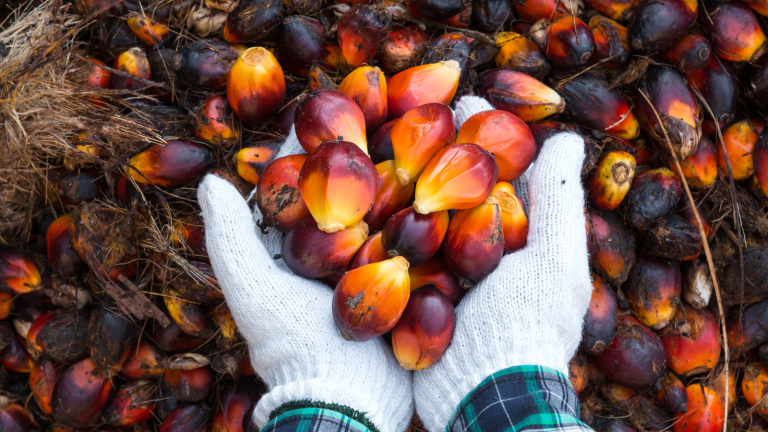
[654,371,688,413]
[719,245,768,305]
[88,299,139,377]
[727,298,768,355]
[37,308,91,364]
[639,214,702,262]
[171,39,245,91]
[421,34,472,87]
[621,168,682,229]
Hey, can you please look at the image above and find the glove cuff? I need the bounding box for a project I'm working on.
[269,401,382,432]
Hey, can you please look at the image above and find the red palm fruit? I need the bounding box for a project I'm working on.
[338,66,387,134]
[413,144,497,214]
[674,135,717,189]
[387,61,461,120]
[29,356,61,415]
[659,306,720,377]
[588,15,630,65]
[277,16,340,77]
[213,387,257,432]
[709,365,736,413]
[164,288,215,339]
[153,320,207,353]
[673,384,724,432]
[26,310,54,360]
[298,141,377,233]
[193,95,239,148]
[51,358,112,428]
[628,0,697,54]
[621,168,682,228]
[164,367,213,401]
[408,256,464,306]
[703,1,767,62]
[654,371,688,413]
[308,64,336,91]
[717,119,760,180]
[103,380,155,426]
[234,142,282,185]
[74,56,111,89]
[588,210,636,286]
[488,183,527,252]
[294,90,368,154]
[727,299,768,355]
[161,404,212,432]
[472,0,512,31]
[350,232,388,270]
[110,48,151,92]
[584,0,639,20]
[332,256,410,341]
[441,3,472,28]
[89,300,139,377]
[743,364,768,415]
[227,47,286,125]
[586,152,637,211]
[364,161,415,232]
[635,66,701,159]
[625,254,681,329]
[456,110,535,183]
[337,5,391,69]
[369,121,396,164]
[744,0,768,16]
[282,219,369,278]
[126,13,169,46]
[128,140,213,187]
[560,75,638,139]
[685,57,738,125]
[594,314,668,391]
[539,17,595,69]
[0,292,10,320]
[664,34,711,75]
[46,215,83,279]
[512,0,583,23]
[380,25,430,73]
[382,207,449,267]
[567,351,589,393]
[170,216,207,257]
[392,284,455,370]
[0,249,41,294]
[478,69,564,122]
[421,35,471,88]
[38,308,91,364]
[391,103,455,185]
[1,334,35,373]
[222,0,283,43]
[0,403,36,432]
[121,340,167,379]
[443,196,504,287]
[172,39,246,92]
[208,301,238,350]
[256,155,310,233]
[580,274,618,354]
[405,0,464,21]
[494,32,550,80]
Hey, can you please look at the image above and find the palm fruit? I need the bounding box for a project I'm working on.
[601,381,636,405]
[153,320,207,353]
[490,182,528,252]
[472,0,512,31]
[413,144,498,214]
[338,66,387,134]
[641,214,702,261]
[273,100,298,136]
[421,34,471,88]
[193,95,239,147]
[757,128,768,199]
[743,363,768,416]
[727,298,768,355]
[382,207,450,267]
[672,385,724,432]
[46,214,83,279]
[391,103,455,186]
[164,288,214,339]
[405,0,464,21]
[169,216,207,257]
[277,16,340,76]
[282,219,369,278]
[561,75,640,140]
[55,171,106,207]
[126,13,169,46]
[88,300,139,377]
[703,1,767,63]
[533,17,594,69]
[103,380,155,426]
[213,387,257,432]
[719,246,768,306]
[408,256,465,306]
[567,351,589,393]
[350,232,388,270]
[38,308,91,364]
[369,121,396,164]
[589,15,630,65]
[128,140,213,187]
[685,57,738,125]
[165,366,213,402]
[594,314,668,391]
[294,90,368,154]
[380,25,430,73]
[621,168,682,228]
[478,69,564,122]
[387,61,461,120]
[160,404,212,432]
[0,334,35,373]
[172,39,246,91]
[233,142,281,185]
[29,356,61,415]
[717,119,761,180]
[222,0,283,43]
[635,66,701,159]
[710,365,736,414]
[441,4,472,28]
[364,161,415,232]
[207,301,238,350]
[227,47,286,125]
[25,310,54,360]
[494,32,550,80]
[0,248,41,294]
[586,152,636,211]
[110,47,151,92]
[443,196,504,287]
[337,5,391,69]
[0,403,36,432]
[659,306,720,376]
[51,358,113,428]
[298,141,377,233]
[512,0,584,24]
[592,419,636,432]
[580,274,618,354]
[256,154,310,233]
[0,292,10,320]
[392,285,455,370]
[654,371,688,413]
[584,0,638,21]
[587,210,636,286]
[624,254,681,329]
[681,260,712,310]
[307,66,335,92]
[332,256,411,341]
[627,0,697,54]
[664,34,711,75]
[121,340,167,379]
[674,135,717,189]
[73,55,111,90]
[743,0,768,15]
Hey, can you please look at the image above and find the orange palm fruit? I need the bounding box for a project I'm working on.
[494,32,550,80]
[703,1,767,63]
[277,16,340,77]
[391,103,455,186]
[234,142,281,185]
[364,161,415,232]
[559,74,639,139]
[350,232,388,270]
[718,119,761,181]
[674,134,717,189]
[457,110,535,182]
[568,351,589,393]
[709,365,736,413]
[440,3,472,28]
[0,334,35,373]
[128,140,213,187]
[160,404,212,432]
[756,128,768,198]
[337,5,391,69]
[0,403,36,432]
[443,196,504,287]
[0,248,41,294]
[282,219,369,278]
[213,387,256,432]
[164,367,213,402]
[170,216,207,257]
[673,384,724,432]
[227,47,286,125]
[0,292,10,320]
[103,380,156,426]
[71,131,105,158]
[382,207,449,267]
[586,151,637,210]
[663,34,711,75]
[742,363,768,416]
[207,301,238,350]
[580,275,618,354]
[588,210,635,286]
[29,356,61,416]
[121,340,168,380]
[654,371,688,413]
[298,141,377,232]
[164,288,215,339]
[338,66,387,134]
[490,182,528,252]
[51,358,113,428]
[193,95,239,148]
[601,381,636,405]
[478,69,564,122]
[589,15,630,65]
[583,0,638,21]
[110,47,151,92]
[222,0,283,43]
[387,60,461,120]
[627,0,697,54]
[308,64,337,91]
[659,306,721,376]
[392,284,455,370]
[539,17,595,69]
[413,144,498,215]
[512,0,583,23]
[685,56,739,125]
[380,25,430,73]
[332,256,410,341]
[743,0,768,16]
[26,310,55,360]
[408,255,464,306]
[294,90,368,154]
[46,214,83,279]
[624,253,681,329]
[126,13,169,46]
[172,39,247,92]
[405,0,464,21]
[74,56,111,89]
[257,154,310,233]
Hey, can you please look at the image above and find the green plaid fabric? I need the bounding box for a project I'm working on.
[263,407,375,432]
